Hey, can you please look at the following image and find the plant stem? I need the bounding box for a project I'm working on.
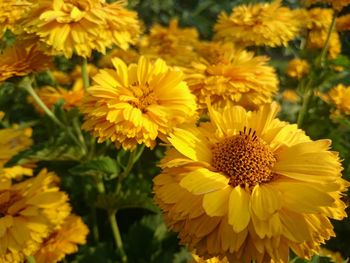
[81,57,89,89]
[21,78,63,128]
[27,256,37,263]
[317,13,337,67]
[297,88,312,127]
[108,211,128,263]
[115,145,145,194]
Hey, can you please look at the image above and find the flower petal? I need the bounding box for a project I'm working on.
[228,186,251,232]
[203,186,231,216]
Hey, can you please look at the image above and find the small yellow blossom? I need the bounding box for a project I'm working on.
[286,58,310,79]
[0,40,51,82]
[325,84,350,115]
[282,89,300,103]
[0,0,31,36]
[34,215,89,263]
[336,13,350,31]
[214,0,303,47]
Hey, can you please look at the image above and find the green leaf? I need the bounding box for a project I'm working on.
[70,156,120,178]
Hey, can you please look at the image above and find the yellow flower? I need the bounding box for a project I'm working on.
[0,169,71,263]
[99,47,139,68]
[34,215,89,263]
[214,0,303,47]
[139,19,199,66]
[305,8,341,59]
[286,58,310,79]
[22,0,140,58]
[0,126,32,168]
[154,103,348,262]
[0,40,51,82]
[184,43,278,110]
[336,13,350,31]
[81,56,197,150]
[0,0,31,36]
[281,89,300,103]
[325,84,350,116]
[28,85,85,113]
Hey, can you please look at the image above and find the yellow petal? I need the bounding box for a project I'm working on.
[228,186,250,232]
[203,186,231,216]
[180,168,228,195]
[251,184,281,220]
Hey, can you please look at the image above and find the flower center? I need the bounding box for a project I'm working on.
[129,82,157,112]
[211,127,276,187]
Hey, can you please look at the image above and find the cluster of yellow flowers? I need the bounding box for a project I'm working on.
[0,0,349,262]
[0,117,88,263]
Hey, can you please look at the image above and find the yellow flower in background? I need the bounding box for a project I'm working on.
[81,56,197,150]
[99,47,139,68]
[0,126,32,168]
[184,43,278,110]
[286,58,310,79]
[325,84,350,116]
[34,215,89,263]
[0,169,71,263]
[154,103,348,262]
[139,19,199,66]
[28,85,85,113]
[0,0,31,37]
[336,14,350,31]
[0,40,51,82]
[304,8,341,59]
[214,0,303,47]
[22,0,140,58]
[282,89,300,103]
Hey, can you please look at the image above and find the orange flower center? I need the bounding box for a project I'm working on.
[211,127,276,187]
[130,82,157,112]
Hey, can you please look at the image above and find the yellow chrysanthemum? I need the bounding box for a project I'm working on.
[281,89,300,103]
[184,43,278,110]
[21,0,140,58]
[325,84,350,116]
[304,8,341,59]
[214,0,303,47]
[154,103,348,262]
[0,40,51,82]
[336,14,350,31]
[34,215,89,263]
[139,19,199,66]
[286,58,310,79]
[0,0,31,36]
[29,85,84,113]
[81,56,197,150]
[0,126,32,168]
[0,169,71,263]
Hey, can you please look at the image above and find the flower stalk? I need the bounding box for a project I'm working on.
[81,57,89,89]
[108,211,128,263]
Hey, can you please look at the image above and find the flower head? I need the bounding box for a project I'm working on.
[325,84,350,116]
[214,0,303,47]
[139,19,199,66]
[21,0,140,58]
[184,43,278,110]
[81,56,197,150]
[154,103,348,262]
[0,169,71,263]
[0,0,31,36]
[336,14,350,31]
[0,40,51,82]
[304,0,350,11]
[34,215,89,263]
[286,58,310,79]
